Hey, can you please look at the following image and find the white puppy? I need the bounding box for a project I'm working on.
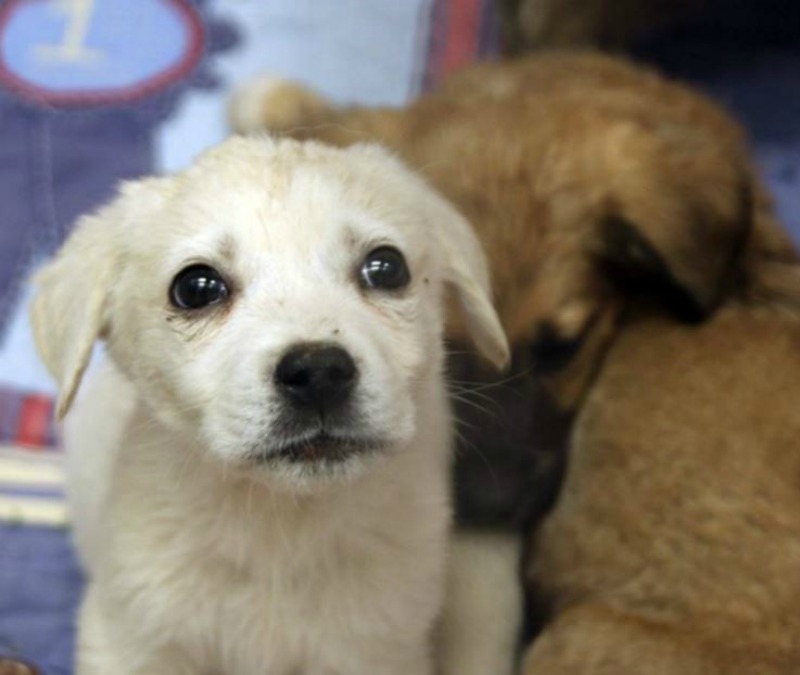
[30,136,508,675]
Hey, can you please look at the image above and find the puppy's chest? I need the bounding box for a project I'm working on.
[179,554,330,673]
[108,436,448,672]
[117,495,436,674]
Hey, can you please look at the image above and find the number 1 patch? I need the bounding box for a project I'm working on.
[0,0,204,107]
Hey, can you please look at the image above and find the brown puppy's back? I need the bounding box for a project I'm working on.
[527,299,800,673]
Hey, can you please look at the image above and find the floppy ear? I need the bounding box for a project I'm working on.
[31,210,118,419]
[30,179,166,419]
[595,130,754,321]
[522,126,755,398]
[432,197,510,370]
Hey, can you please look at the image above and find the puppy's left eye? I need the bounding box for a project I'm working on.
[170,264,229,310]
[360,246,410,291]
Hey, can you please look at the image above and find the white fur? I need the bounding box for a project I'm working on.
[440,530,524,675]
[30,136,508,675]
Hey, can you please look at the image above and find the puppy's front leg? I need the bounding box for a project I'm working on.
[439,530,523,675]
[77,585,196,675]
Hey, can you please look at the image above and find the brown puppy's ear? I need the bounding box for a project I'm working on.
[593,125,754,321]
[597,210,742,322]
[522,123,756,406]
[30,179,168,419]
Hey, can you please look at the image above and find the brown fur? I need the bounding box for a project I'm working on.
[232,53,800,672]
[524,303,800,673]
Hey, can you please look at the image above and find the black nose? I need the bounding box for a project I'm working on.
[275,344,358,410]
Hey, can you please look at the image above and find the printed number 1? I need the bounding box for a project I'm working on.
[36,0,104,64]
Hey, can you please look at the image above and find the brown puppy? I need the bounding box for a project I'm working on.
[231,53,800,673]
[523,284,800,674]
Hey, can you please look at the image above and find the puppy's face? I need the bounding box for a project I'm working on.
[122,161,432,482]
[31,137,508,486]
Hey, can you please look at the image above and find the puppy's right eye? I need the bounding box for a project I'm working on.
[169,265,229,310]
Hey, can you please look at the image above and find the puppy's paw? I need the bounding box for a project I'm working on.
[228,75,333,134]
